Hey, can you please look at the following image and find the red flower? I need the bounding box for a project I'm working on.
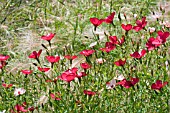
[59,72,76,83]
[157,30,169,44]
[117,77,139,88]
[130,77,139,85]
[0,54,10,61]
[21,70,33,75]
[90,18,104,27]
[2,83,13,88]
[80,49,95,57]
[28,107,35,112]
[46,56,60,63]
[41,33,55,41]
[64,55,77,60]
[146,37,156,51]
[100,42,116,53]
[29,49,42,59]
[130,49,146,59]
[84,90,96,96]
[80,63,91,69]
[133,17,147,32]
[151,80,168,90]
[59,67,78,82]
[114,59,126,66]
[104,12,116,24]
[14,104,27,112]
[50,93,61,101]
[109,36,119,44]
[38,67,50,72]
[121,24,132,31]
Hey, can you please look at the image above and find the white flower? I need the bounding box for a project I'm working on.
[14,88,26,96]
[37,95,48,105]
[89,42,97,48]
[148,27,155,33]
[106,79,116,89]
[96,58,106,64]
[0,110,6,113]
[114,75,125,81]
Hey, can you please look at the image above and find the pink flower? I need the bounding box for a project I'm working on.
[80,63,91,69]
[106,78,116,89]
[114,59,126,66]
[28,49,42,59]
[0,55,10,61]
[41,33,55,41]
[104,12,116,24]
[121,24,132,31]
[84,90,96,96]
[38,67,50,72]
[46,56,60,63]
[76,72,87,78]
[130,49,146,59]
[21,70,33,75]
[14,88,26,96]
[80,49,95,57]
[151,80,168,90]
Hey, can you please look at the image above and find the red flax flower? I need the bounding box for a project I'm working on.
[41,33,55,41]
[109,36,119,45]
[80,63,91,69]
[130,49,146,59]
[29,49,42,59]
[0,54,10,61]
[121,24,132,31]
[114,59,126,66]
[117,77,139,88]
[109,36,125,45]
[46,56,60,63]
[14,104,27,112]
[151,80,168,90]
[100,42,116,53]
[104,12,116,24]
[84,90,96,96]
[2,83,13,88]
[146,37,162,51]
[157,30,169,44]
[64,55,77,60]
[21,70,33,75]
[58,67,78,82]
[133,17,147,32]
[80,49,95,57]
[90,18,104,30]
[38,67,50,72]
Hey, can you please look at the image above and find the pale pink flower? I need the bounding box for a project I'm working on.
[96,58,106,64]
[14,88,26,96]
